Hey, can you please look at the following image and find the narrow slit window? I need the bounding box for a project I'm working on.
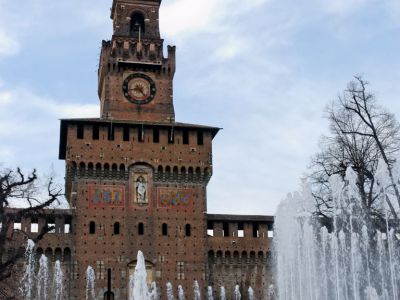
[222,222,229,237]
[185,224,191,237]
[108,124,114,141]
[123,126,130,141]
[153,128,160,143]
[168,128,174,144]
[92,125,99,140]
[138,223,144,235]
[138,126,144,142]
[114,222,120,235]
[89,221,96,234]
[253,222,260,238]
[197,130,203,145]
[183,129,189,145]
[77,124,84,139]
[207,221,214,237]
[162,223,168,236]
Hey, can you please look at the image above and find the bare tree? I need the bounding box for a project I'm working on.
[0,167,63,282]
[309,76,400,225]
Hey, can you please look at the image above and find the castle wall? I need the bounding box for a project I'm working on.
[206,216,274,299]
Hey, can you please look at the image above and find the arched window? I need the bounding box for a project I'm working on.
[195,167,201,180]
[114,222,120,235]
[162,223,168,236]
[55,248,62,261]
[185,224,191,237]
[104,163,110,177]
[130,12,145,36]
[88,162,94,176]
[79,162,85,176]
[70,161,77,177]
[188,167,194,180]
[96,163,102,177]
[36,247,43,260]
[112,164,118,177]
[173,166,178,180]
[165,166,171,178]
[89,221,96,234]
[119,164,125,178]
[138,223,144,235]
[64,248,72,262]
[45,247,53,259]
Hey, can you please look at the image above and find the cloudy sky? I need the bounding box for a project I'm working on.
[0,0,400,215]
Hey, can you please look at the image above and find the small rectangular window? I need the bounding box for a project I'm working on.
[197,130,203,145]
[92,125,99,140]
[30,216,38,233]
[168,128,174,144]
[207,221,214,236]
[238,222,244,237]
[77,124,84,139]
[14,222,22,231]
[153,128,159,143]
[65,216,72,234]
[31,223,38,233]
[222,222,229,237]
[182,129,189,145]
[123,126,130,141]
[108,124,114,141]
[253,223,260,238]
[138,126,144,142]
[48,223,55,233]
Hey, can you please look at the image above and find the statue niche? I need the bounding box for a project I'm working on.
[129,164,152,207]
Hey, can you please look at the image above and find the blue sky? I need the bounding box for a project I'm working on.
[0,0,400,215]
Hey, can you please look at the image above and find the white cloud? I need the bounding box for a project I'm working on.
[160,0,269,39]
[0,91,14,105]
[160,0,220,37]
[0,86,98,121]
[317,0,367,16]
[0,30,20,58]
[214,37,247,60]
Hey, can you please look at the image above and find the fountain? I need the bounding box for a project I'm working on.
[247,287,254,300]
[37,254,49,300]
[207,286,213,300]
[131,250,150,300]
[86,266,96,300]
[20,239,35,299]
[166,282,174,300]
[177,285,185,300]
[220,286,226,300]
[19,240,69,299]
[233,285,241,300]
[193,280,201,300]
[19,240,260,299]
[53,260,64,300]
[275,165,400,300]
[149,282,158,300]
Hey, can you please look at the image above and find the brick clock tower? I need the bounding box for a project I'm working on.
[59,0,219,298]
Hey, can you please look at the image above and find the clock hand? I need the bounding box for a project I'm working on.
[129,86,147,97]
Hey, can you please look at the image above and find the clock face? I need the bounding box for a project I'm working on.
[122,73,156,105]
